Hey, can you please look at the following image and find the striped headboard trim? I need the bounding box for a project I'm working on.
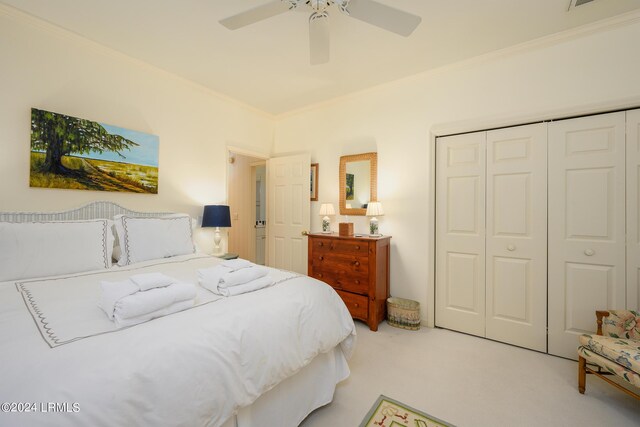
[0,201,172,222]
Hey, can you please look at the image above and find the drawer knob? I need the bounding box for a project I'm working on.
[319,256,324,260]
[507,244,516,252]
[318,273,323,278]
[319,242,324,247]
[354,261,360,266]
[354,303,359,308]
[355,280,360,284]
[356,245,360,250]
[584,248,595,256]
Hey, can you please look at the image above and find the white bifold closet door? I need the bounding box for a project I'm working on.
[627,109,640,311]
[548,112,627,360]
[436,132,486,337]
[436,124,547,351]
[485,124,547,352]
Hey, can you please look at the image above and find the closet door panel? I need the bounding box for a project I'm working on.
[485,123,547,352]
[548,112,626,360]
[627,109,640,310]
[436,132,486,337]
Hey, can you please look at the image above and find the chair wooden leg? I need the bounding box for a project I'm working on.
[578,356,586,394]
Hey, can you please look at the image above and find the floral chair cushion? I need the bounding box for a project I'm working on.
[579,333,640,376]
[578,344,640,388]
[602,310,640,340]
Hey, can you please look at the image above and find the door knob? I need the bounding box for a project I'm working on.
[301,230,309,236]
[584,249,595,256]
[507,245,516,252]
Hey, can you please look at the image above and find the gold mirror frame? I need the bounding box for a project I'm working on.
[339,152,377,216]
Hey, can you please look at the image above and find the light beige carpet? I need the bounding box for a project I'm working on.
[301,322,640,427]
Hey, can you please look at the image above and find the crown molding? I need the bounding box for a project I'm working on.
[0,2,275,120]
[275,8,640,120]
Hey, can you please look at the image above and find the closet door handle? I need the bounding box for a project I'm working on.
[507,245,516,252]
[584,249,595,256]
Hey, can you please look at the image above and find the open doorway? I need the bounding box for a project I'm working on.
[227,149,268,264]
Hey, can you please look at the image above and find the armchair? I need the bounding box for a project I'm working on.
[577,310,640,401]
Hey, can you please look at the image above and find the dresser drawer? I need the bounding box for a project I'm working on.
[310,253,369,277]
[311,238,369,255]
[311,269,368,294]
[335,290,368,320]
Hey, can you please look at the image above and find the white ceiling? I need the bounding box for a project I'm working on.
[3,0,640,115]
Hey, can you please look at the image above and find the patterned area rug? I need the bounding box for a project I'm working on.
[359,395,455,427]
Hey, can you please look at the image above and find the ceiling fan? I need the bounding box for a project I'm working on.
[219,0,422,65]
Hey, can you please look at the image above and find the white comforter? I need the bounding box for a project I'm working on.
[0,255,356,427]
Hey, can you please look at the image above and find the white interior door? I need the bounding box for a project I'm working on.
[548,112,626,359]
[267,154,311,274]
[436,132,486,337]
[627,109,640,311]
[485,123,547,352]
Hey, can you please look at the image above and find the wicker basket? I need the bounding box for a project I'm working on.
[386,297,421,330]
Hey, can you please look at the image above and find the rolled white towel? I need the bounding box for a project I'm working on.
[114,299,195,328]
[114,282,197,321]
[99,280,139,320]
[197,265,231,290]
[203,275,274,297]
[224,276,274,296]
[99,273,180,319]
[220,266,268,288]
[221,258,252,271]
[129,272,176,291]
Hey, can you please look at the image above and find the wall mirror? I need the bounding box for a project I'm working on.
[339,152,377,215]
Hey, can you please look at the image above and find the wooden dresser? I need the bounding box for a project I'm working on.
[307,233,391,331]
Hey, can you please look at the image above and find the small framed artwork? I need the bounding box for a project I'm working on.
[310,163,319,201]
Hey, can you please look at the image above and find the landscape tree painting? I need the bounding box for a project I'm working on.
[30,108,159,193]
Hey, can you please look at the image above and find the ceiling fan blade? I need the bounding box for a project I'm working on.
[346,0,421,37]
[220,1,292,30]
[309,12,330,65]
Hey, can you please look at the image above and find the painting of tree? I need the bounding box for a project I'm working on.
[30,108,159,193]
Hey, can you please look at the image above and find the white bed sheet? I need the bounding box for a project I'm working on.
[0,254,356,427]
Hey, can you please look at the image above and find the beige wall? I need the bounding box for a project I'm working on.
[0,7,274,225]
[274,18,640,325]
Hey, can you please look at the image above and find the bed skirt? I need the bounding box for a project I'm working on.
[221,346,349,427]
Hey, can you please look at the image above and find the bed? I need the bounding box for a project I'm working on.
[0,202,356,427]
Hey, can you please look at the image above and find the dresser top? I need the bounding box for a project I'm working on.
[307,232,391,241]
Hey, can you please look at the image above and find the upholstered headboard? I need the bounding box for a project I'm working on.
[0,201,171,222]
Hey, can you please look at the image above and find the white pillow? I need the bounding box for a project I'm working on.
[113,214,195,266]
[0,219,114,282]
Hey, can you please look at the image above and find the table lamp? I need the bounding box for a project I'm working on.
[366,202,384,236]
[318,203,335,233]
[202,205,231,255]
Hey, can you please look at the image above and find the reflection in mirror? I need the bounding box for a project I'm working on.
[339,152,377,216]
[345,160,371,208]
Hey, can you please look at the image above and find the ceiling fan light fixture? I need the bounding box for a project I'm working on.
[219,0,421,64]
[309,0,331,13]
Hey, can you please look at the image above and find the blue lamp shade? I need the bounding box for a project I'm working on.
[202,205,231,228]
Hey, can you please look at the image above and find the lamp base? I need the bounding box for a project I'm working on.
[213,227,224,256]
[322,216,331,233]
[369,217,379,236]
